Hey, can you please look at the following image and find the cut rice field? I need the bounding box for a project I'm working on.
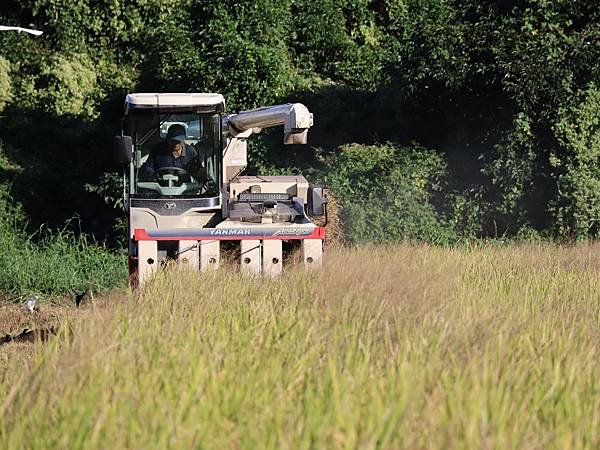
[1,244,599,449]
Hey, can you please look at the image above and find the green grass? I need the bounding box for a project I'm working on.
[1,244,599,448]
[0,222,126,297]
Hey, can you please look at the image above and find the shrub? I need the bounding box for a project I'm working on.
[550,84,600,239]
[39,53,98,118]
[327,143,457,244]
[0,56,11,112]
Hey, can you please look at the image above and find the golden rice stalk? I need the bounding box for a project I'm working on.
[313,188,345,248]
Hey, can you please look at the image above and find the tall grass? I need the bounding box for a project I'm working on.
[0,222,126,297]
[1,244,599,448]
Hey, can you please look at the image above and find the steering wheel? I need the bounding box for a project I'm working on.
[156,167,189,187]
[156,167,188,177]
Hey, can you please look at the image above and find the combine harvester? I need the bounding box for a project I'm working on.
[115,93,327,286]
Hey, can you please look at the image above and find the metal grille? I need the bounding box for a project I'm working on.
[238,193,291,202]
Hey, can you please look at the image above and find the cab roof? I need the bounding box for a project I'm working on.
[125,93,225,113]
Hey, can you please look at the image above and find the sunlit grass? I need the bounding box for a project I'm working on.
[1,244,598,449]
[0,223,126,297]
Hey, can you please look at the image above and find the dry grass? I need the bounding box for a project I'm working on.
[314,188,345,248]
[0,292,124,373]
[1,243,599,449]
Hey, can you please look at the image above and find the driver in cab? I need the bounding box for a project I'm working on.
[139,124,198,181]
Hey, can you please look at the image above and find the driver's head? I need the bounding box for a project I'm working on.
[165,124,186,156]
[166,124,186,143]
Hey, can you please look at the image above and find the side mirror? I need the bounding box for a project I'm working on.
[114,135,133,164]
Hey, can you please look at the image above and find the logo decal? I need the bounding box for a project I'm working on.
[209,229,252,236]
[273,227,312,236]
[164,202,177,210]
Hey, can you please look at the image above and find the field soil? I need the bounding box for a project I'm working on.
[1,244,599,449]
[0,293,120,371]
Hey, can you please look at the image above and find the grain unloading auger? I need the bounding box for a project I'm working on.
[114,93,327,287]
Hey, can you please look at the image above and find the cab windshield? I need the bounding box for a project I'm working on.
[127,112,221,197]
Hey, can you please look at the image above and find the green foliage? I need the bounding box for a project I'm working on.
[483,112,537,232]
[84,172,124,210]
[327,143,457,243]
[187,0,296,109]
[30,0,181,54]
[1,148,125,296]
[39,52,98,118]
[0,184,24,229]
[444,190,484,238]
[0,221,126,296]
[551,84,600,238]
[0,56,12,112]
[462,1,600,233]
[0,146,25,226]
[0,0,599,254]
[384,0,470,94]
[291,0,385,88]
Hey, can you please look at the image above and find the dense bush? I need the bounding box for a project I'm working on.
[0,56,11,112]
[551,84,600,238]
[327,143,457,244]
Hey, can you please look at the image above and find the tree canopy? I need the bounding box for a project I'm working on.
[0,0,599,242]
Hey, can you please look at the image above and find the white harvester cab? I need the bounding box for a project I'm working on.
[114,93,327,286]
